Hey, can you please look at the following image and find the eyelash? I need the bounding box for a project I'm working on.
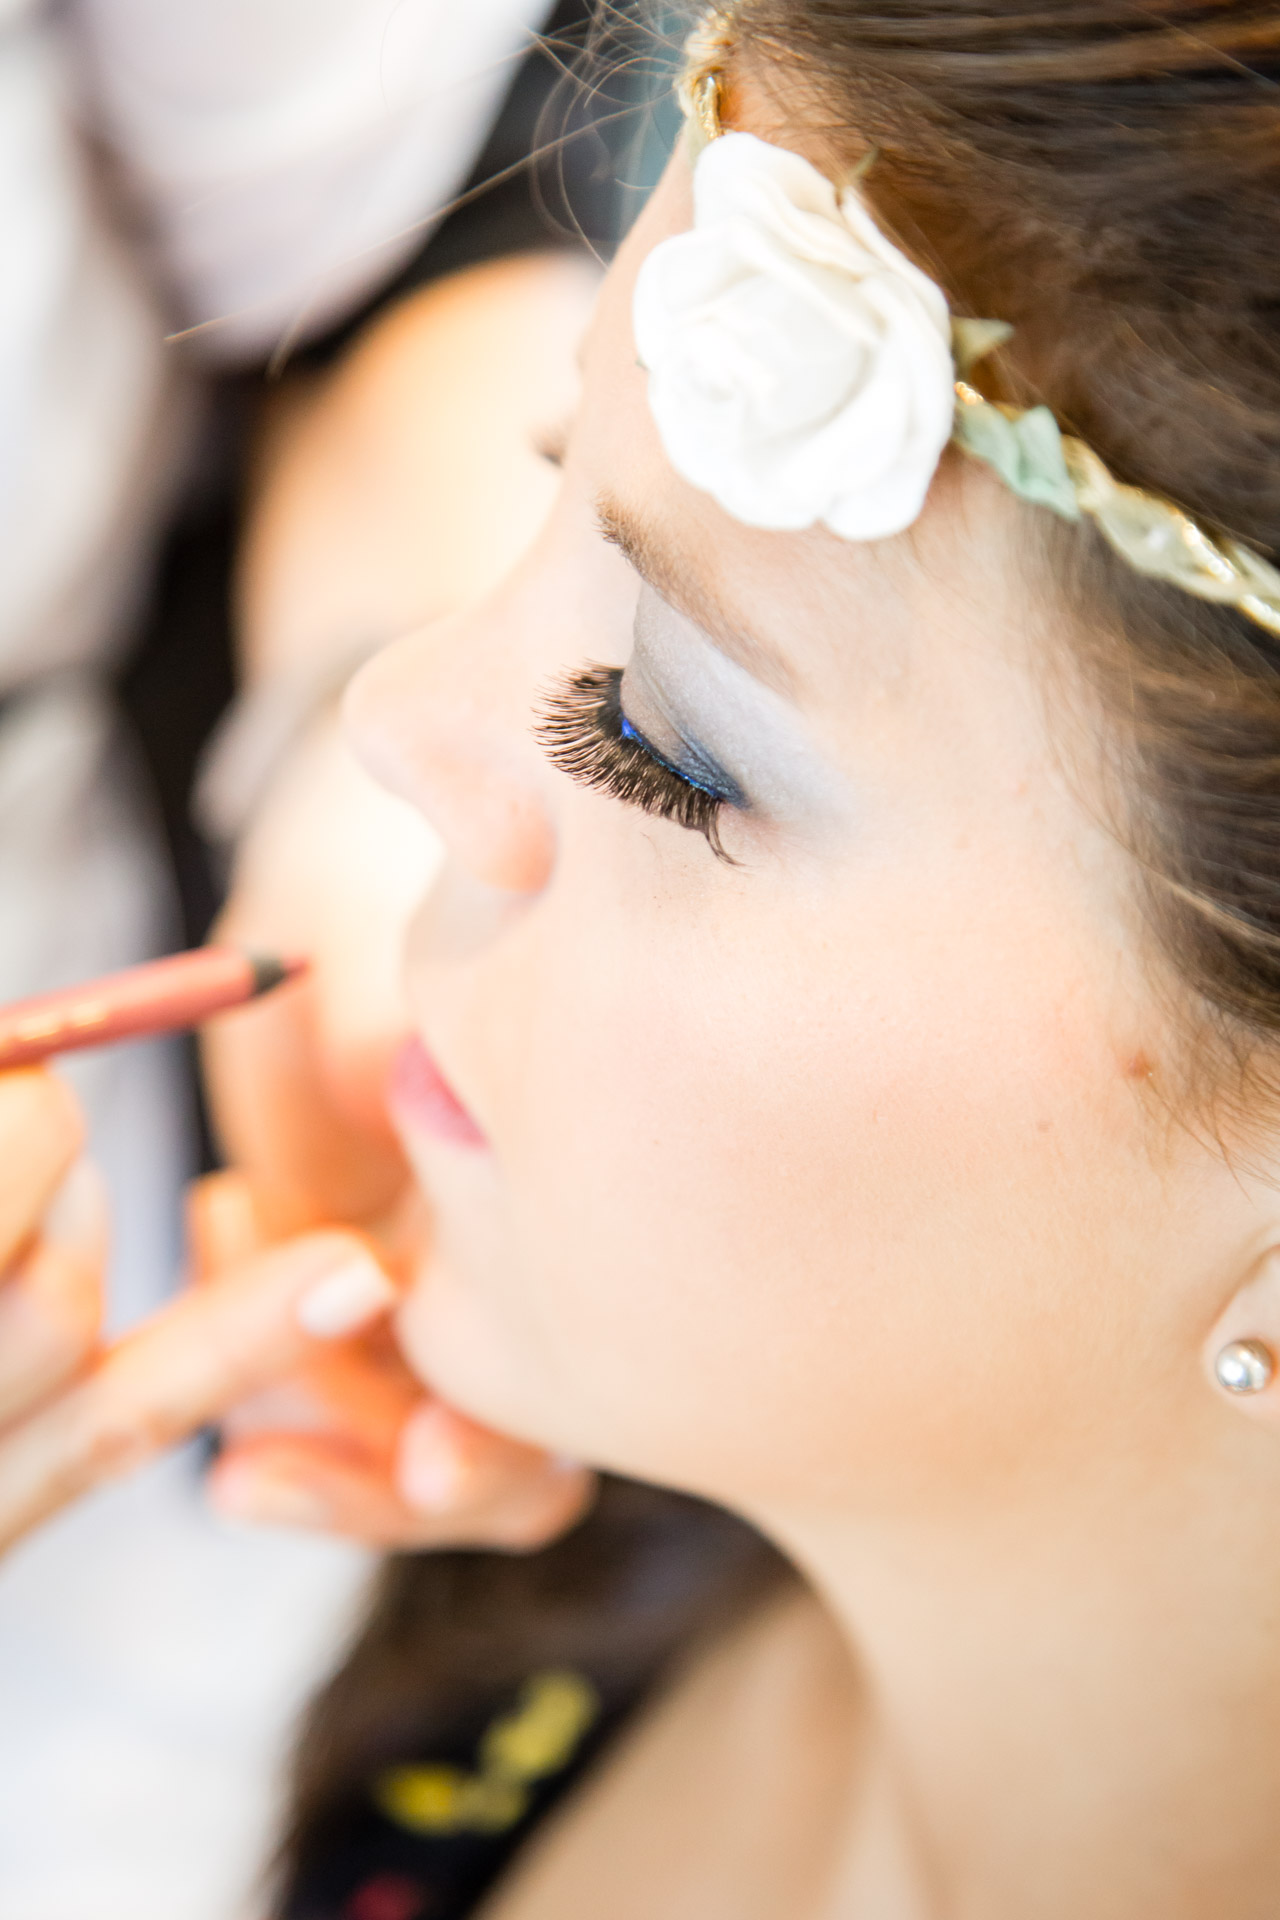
[536,665,733,860]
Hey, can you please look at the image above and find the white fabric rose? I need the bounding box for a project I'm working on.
[633,131,955,541]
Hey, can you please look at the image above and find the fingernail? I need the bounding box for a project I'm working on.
[296,1255,396,1338]
[211,1472,332,1529]
[41,1158,109,1256]
[398,1403,466,1512]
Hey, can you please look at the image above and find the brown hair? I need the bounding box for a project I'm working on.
[276,2,1280,1900]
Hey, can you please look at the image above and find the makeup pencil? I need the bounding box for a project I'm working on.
[0,948,308,1070]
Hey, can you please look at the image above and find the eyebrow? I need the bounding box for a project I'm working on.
[594,492,798,697]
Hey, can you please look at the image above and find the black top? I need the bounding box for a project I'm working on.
[279,1662,643,1920]
[271,1481,790,1920]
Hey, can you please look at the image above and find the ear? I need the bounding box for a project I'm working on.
[1203,1248,1280,1422]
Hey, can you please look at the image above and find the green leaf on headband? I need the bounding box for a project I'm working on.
[950,317,1013,376]
[953,398,1081,521]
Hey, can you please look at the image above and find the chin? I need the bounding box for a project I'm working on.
[393,1259,570,1452]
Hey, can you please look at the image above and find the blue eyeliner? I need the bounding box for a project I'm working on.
[618,713,745,808]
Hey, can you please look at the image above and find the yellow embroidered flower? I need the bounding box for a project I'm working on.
[480,1671,598,1782]
[373,1671,601,1838]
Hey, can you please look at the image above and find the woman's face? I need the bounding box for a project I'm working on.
[349,151,1262,1522]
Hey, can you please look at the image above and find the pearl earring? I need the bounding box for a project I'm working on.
[1215,1338,1276,1395]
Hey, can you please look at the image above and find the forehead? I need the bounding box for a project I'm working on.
[572,147,1047,733]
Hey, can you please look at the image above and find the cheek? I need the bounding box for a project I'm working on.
[400,816,1176,1512]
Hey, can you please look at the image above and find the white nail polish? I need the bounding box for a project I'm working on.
[398,1404,463,1512]
[296,1257,396,1338]
[213,1475,331,1529]
[401,1450,462,1513]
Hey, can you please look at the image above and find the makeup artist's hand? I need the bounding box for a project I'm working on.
[0,1066,421,1556]
[188,1170,594,1549]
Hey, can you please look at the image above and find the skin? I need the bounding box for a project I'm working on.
[342,127,1280,1919]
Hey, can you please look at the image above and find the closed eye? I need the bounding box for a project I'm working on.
[535,665,737,861]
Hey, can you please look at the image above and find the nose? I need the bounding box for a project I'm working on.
[344,608,556,896]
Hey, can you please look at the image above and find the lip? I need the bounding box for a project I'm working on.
[388,1033,487,1149]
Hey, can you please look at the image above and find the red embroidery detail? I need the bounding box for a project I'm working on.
[344,1872,428,1920]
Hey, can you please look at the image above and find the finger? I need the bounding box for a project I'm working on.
[0,1230,396,1554]
[186,1167,416,1289]
[0,1071,84,1273]
[209,1430,595,1551]
[209,1435,417,1540]
[402,1445,595,1553]
[0,1162,107,1423]
[211,1360,543,1532]
[395,1400,595,1549]
[186,1170,270,1282]
[396,1400,574,1517]
[218,1338,420,1457]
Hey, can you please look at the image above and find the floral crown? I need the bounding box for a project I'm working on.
[630,9,1280,638]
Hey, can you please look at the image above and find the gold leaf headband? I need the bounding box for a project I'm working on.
[674,10,1280,639]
